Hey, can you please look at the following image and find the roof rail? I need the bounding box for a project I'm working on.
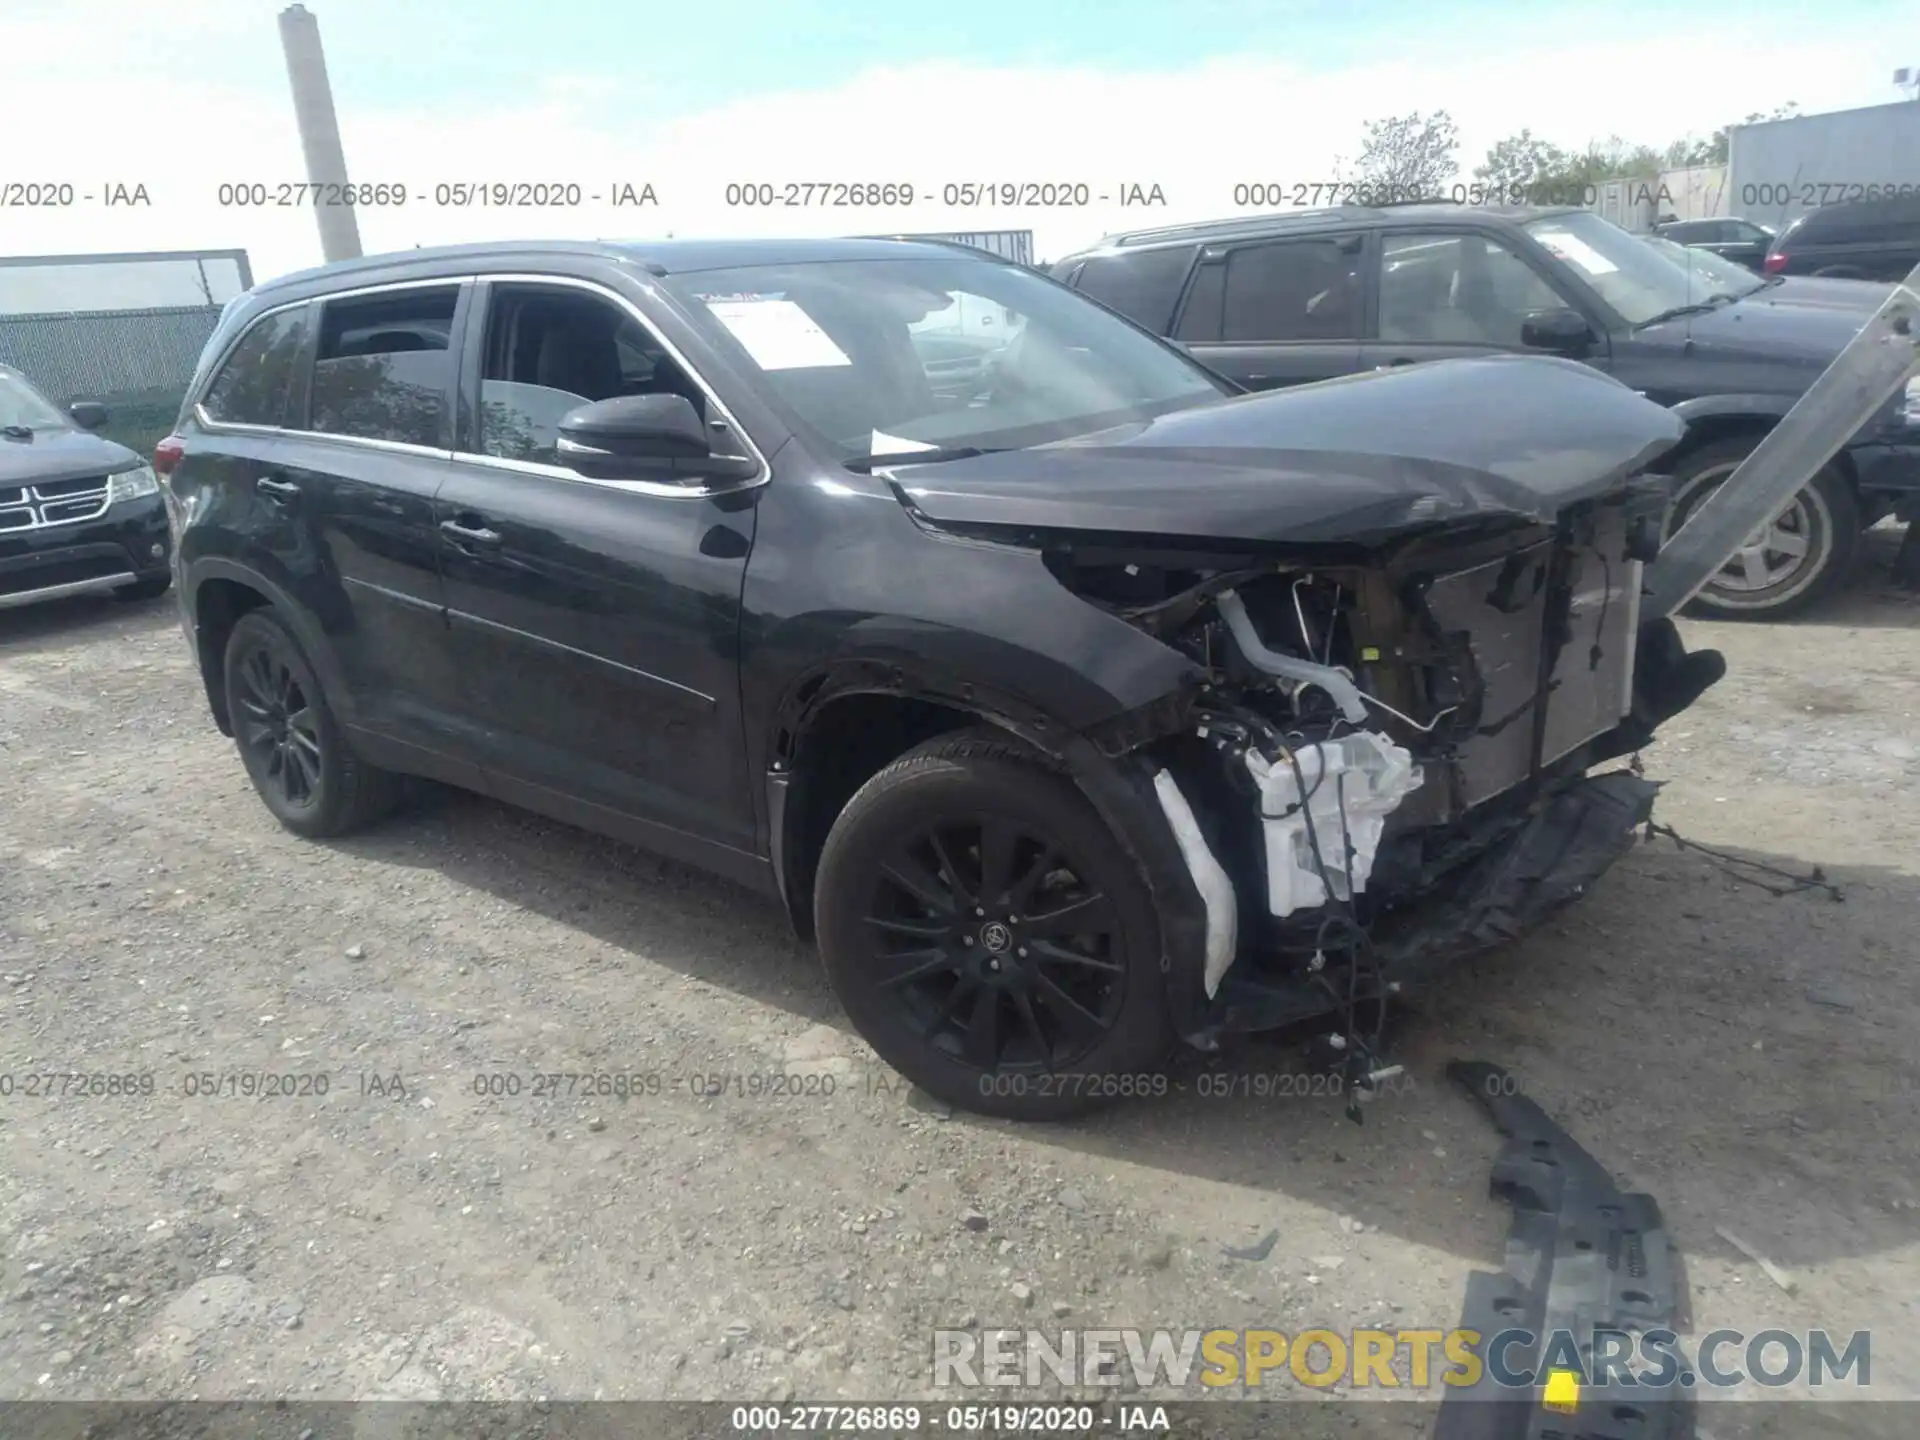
[1097,208,1369,249]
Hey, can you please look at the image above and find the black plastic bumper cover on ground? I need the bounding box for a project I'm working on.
[1436,1060,1693,1440]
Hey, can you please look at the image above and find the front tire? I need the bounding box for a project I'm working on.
[1668,439,1860,619]
[813,732,1173,1120]
[222,609,401,838]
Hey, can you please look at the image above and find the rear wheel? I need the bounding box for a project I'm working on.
[813,732,1173,1120]
[222,609,402,838]
[1668,439,1860,619]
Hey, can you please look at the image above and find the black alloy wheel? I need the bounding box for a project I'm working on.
[864,814,1126,1073]
[221,609,402,838]
[234,640,324,810]
[814,731,1172,1120]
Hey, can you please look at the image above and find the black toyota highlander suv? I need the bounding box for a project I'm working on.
[1,364,173,611]
[162,237,1727,1118]
[1054,205,1920,618]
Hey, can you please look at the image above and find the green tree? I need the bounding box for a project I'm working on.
[1350,110,1461,198]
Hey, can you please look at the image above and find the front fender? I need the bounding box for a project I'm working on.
[1669,392,1797,426]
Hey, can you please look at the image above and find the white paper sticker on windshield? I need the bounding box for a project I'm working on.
[1534,230,1619,275]
[705,299,850,371]
[869,430,938,455]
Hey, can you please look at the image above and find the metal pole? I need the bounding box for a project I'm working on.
[1642,263,1920,617]
[277,4,362,263]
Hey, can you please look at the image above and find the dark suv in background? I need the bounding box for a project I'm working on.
[1763,195,1920,281]
[1053,205,1920,618]
[1652,216,1775,271]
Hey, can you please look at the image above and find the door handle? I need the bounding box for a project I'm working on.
[439,518,502,547]
[256,476,300,501]
[1374,359,1416,370]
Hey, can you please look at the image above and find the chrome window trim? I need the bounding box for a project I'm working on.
[192,272,771,500]
[193,293,315,431]
[450,271,771,499]
[196,278,473,443]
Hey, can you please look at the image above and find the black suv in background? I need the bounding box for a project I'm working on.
[1,364,173,611]
[160,237,1722,1117]
[1763,195,1920,281]
[1652,216,1775,271]
[1053,205,1920,618]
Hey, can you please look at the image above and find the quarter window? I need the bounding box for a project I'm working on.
[1220,238,1362,342]
[201,306,309,427]
[307,286,460,447]
[1070,246,1198,333]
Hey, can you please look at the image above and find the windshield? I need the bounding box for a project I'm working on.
[662,257,1229,462]
[1523,211,1740,326]
[1640,234,1768,300]
[0,370,74,432]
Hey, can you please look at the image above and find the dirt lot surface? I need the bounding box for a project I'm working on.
[3,535,1918,1435]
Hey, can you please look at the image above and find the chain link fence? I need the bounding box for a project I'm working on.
[0,250,251,459]
[0,306,224,456]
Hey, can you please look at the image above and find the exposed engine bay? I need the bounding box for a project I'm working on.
[1015,470,1724,1086]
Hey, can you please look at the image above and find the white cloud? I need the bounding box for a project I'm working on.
[1,4,1904,281]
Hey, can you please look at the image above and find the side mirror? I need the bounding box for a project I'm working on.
[555,394,757,484]
[1519,308,1596,357]
[69,400,109,430]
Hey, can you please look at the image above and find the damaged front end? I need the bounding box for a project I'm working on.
[1047,482,1721,1049]
[888,361,1732,1074]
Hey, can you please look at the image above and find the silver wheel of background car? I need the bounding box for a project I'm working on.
[1666,441,1859,619]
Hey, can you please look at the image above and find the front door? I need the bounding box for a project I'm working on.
[1362,230,1613,375]
[1176,233,1369,389]
[435,276,762,865]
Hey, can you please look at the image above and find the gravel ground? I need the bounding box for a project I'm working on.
[2,534,1917,1432]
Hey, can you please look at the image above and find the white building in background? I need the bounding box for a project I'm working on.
[1655,165,1731,223]
[1727,100,1920,230]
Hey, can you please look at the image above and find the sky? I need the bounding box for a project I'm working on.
[4,0,1916,281]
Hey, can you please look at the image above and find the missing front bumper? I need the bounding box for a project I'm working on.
[1210,768,1660,1033]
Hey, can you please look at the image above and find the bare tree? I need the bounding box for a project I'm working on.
[1350,110,1461,199]
[1473,129,1570,199]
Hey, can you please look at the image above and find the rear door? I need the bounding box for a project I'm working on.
[1362,228,1611,373]
[1173,232,1368,389]
[272,279,477,762]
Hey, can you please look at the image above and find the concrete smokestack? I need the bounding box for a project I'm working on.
[278,4,362,263]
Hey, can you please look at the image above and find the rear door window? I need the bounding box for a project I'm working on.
[1069,246,1198,333]
[200,306,310,427]
[306,286,462,448]
[1219,237,1363,341]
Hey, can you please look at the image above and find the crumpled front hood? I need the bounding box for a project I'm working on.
[888,355,1686,546]
[0,428,142,487]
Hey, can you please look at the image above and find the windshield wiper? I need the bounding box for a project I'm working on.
[843,445,1006,473]
[1634,293,1738,328]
